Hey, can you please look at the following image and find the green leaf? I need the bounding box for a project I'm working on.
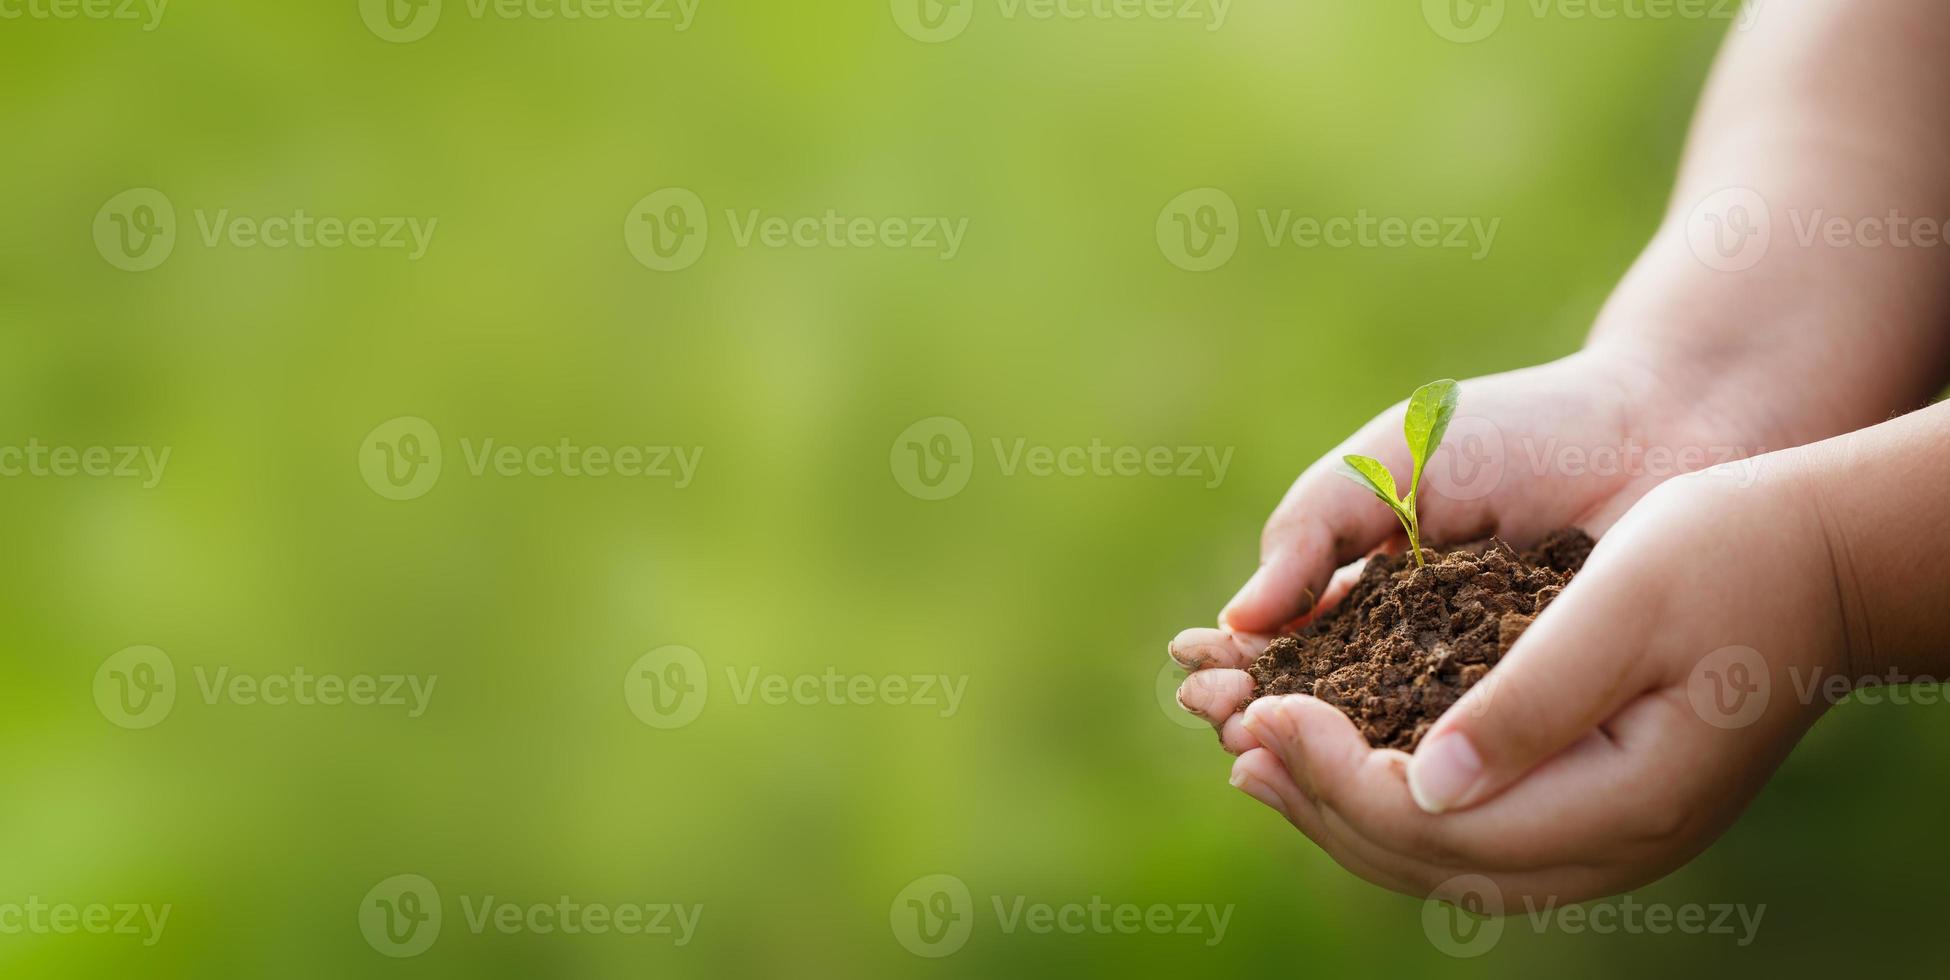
[1337,454,1400,505]
[1404,379,1460,495]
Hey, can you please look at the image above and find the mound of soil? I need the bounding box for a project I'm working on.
[1244,529,1594,751]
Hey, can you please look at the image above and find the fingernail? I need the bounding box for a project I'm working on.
[1167,635,1210,671]
[1176,670,1225,716]
[1407,731,1484,815]
[1229,768,1283,811]
[1220,567,1266,628]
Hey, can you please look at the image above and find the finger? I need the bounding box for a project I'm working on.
[1168,628,1270,671]
[1218,713,1260,755]
[1296,698,1621,871]
[1176,669,1254,727]
[1247,695,1475,868]
[1368,691,1746,900]
[1243,716,1646,902]
[1252,696,1661,892]
[1241,694,1359,791]
[1312,793,1633,907]
[1405,537,1665,815]
[1229,748,1309,821]
[1238,732,1465,896]
[1269,559,1368,634]
[1221,459,1399,634]
[1230,749,1424,896]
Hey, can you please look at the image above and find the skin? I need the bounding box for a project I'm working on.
[1173,0,1950,905]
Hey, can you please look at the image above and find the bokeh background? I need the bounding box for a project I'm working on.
[4,1,1944,976]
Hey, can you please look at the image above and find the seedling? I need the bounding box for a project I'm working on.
[1335,379,1459,567]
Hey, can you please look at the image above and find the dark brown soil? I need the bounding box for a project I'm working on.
[1244,529,1594,751]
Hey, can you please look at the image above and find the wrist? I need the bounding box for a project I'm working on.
[1775,404,1950,686]
[1584,227,1950,450]
[1752,445,1871,691]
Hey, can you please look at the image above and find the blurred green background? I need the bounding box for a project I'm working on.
[4,1,1944,976]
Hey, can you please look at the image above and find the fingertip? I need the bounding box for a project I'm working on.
[1275,696,1373,800]
[1229,753,1287,813]
[1220,555,1317,633]
[1240,694,1296,746]
[1226,755,1252,788]
[1169,628,1269,671]
[1176,669,1255,727]
[1231,747,1286,786]
[1219,713,1259,755]
[1218,567,1272,632]
[1167,628,1217,670]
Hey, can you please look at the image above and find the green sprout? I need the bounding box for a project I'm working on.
[1335,379,1460,568]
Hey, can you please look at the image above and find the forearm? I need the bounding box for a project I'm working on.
[1782,399,1950,682]
[1589,0,1950,444]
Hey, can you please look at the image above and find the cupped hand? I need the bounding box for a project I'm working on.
[1172,347,1772,754]
[1196,455,1844,903]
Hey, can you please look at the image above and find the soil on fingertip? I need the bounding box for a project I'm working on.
[1244,528,1595,752]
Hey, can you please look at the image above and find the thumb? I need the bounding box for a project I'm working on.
[1404,557,1661,814]
[1221,462,1399,633]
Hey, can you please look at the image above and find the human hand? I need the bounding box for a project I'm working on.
[1206,458,1844,903]
[1170,346,1774,755]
